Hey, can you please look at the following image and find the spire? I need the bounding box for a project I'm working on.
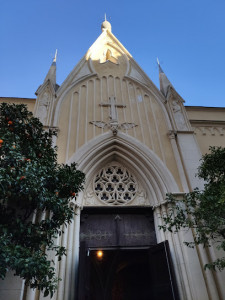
[44,50,57,87]
[157,58,172,98]
[53,49,57,63]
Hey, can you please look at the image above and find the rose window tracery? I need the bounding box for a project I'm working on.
[93,165,137,205]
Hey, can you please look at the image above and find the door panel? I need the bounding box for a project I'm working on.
[149,241,179,300]
[80,208,156,248]
[80,214,118,247]
[118,213,156,246]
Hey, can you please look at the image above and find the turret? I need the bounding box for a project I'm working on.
[43,50,57,88]
[157,58,172,99]
[34,51,59,126]
[157,59,191,131]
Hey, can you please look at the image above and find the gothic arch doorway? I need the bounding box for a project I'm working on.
[77,207,179,300]
[71,135,180,299]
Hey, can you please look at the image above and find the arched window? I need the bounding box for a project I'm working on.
[93,163,137,205]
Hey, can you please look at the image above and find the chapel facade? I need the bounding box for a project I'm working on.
[1,20,225,300]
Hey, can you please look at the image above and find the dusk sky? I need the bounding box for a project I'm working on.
[1,0,225,107]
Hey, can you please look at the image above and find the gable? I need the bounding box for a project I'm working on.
[54,74,183,192]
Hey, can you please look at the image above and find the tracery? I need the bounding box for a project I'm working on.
[93,164,137,205]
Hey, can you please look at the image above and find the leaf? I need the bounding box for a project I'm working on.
[0,103,85,296]
[160,146,225,271]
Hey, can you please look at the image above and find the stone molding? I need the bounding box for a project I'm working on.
[193,125,225,136]
[67,132,180,208]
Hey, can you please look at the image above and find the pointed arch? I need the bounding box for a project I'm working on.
[68,132,180,207]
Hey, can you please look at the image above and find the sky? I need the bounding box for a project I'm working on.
[1,0,225,107]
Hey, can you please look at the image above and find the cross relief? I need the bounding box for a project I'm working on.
[100,96,125,121]
[90,96,137,135]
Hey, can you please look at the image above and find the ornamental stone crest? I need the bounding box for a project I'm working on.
[100,49,119,65]
[36,90,50,125]
[172,99,188,130]
[90,96,137,135]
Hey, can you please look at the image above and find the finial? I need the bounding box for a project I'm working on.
[53,49,58,63]
[101,16,112,32]
[157,57,164,73]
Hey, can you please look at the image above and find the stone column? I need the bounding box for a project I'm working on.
[69,205,81,300]
[25,288,36,300]
[61,202,82,300]
[63,213,75,300]
[167,131,189,192]
[55,224,69,300]
[176,132,221,299]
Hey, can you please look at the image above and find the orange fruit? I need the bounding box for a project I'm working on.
[8,121,13,125]
[0,139,3,144]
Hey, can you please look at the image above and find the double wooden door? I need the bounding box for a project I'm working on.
[78,208,179,300]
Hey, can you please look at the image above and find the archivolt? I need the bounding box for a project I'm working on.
[67,132,180,207]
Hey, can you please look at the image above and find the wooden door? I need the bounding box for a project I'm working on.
[149,241,179,300]
[78,208,179,300]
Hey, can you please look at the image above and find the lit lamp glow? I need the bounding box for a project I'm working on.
[97,250,103,258]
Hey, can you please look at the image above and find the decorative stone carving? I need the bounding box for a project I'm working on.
[90,95,137,135]
[100,96,126,121]
[36,91,50,124]
[193,126,225,136]
[93,165,137,205]
[172,100,188,130]
[100,49,118,64]
[84,162,147,206]
[90,120,137,135]
[167,130,177,140]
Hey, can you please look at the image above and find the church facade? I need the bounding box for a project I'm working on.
[1,20,225,300]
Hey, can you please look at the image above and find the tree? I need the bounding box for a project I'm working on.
[160,146,225,271]
[0,103,85,297]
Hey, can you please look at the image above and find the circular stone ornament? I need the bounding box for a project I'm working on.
[93,165,137,205]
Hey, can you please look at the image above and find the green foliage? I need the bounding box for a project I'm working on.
[0,103,85,297]
[160,147,225,271]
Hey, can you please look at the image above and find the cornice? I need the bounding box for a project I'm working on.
[190,120,225,126]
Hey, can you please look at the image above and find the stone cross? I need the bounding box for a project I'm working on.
[100,96,126,121]
[90,95,137,135]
